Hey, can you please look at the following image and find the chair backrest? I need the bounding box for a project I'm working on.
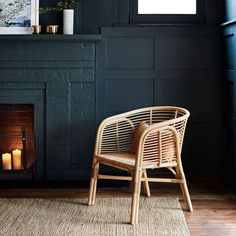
[98,107,190,160]
[100,117,134,154]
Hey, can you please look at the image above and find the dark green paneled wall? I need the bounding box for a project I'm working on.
[99,26,222,174]
[39,0,223,34]
[0,1,224,181]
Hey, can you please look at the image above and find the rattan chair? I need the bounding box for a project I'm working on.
[88,106,193,225]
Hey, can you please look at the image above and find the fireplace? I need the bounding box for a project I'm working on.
[0,105,35,179]
[0,35,101,182]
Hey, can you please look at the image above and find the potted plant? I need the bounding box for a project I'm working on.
[39,0,80,35]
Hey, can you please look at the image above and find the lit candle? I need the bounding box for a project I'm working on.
[12,149,22,170]
[2,153,12,170]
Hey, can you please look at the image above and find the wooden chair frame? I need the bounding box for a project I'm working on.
[88,106,193,225]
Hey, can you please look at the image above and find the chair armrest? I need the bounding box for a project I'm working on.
[94,116,134,155]
[136,125,181,168]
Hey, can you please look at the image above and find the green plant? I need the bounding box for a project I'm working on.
[39,0,80,14]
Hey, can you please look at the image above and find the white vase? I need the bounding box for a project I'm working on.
[63,9,74,35]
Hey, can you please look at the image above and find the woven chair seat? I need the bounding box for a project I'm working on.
[97,153,178,170]
[96,153,136,171]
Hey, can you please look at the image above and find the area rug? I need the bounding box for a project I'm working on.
[0,197,189,236]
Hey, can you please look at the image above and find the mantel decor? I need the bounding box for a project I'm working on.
[0,0,39,34]
[39,0,80,35]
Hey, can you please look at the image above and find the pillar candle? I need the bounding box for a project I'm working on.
[12,149,22,170]
[2,153,12,170]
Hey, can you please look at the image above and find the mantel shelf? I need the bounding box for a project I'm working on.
[0,34,102,42]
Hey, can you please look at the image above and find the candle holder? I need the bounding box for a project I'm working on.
[22,127,27,170]
[32,25,42,34]
[46,25,59,34]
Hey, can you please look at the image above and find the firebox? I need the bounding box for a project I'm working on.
[0,104,35,179]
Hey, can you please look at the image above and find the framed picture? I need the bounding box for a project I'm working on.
[0,0,39,34]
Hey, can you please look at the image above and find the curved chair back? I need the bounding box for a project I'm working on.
[127,106,189,151]
[98,106,190,161]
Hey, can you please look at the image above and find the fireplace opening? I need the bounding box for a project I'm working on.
[0,104,35,179]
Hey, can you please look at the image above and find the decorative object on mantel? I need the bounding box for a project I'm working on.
[0,0,39,34]
[46,25,59,34]
[32,25,42,34]
[63,9,74,35]
[39,0,80,35]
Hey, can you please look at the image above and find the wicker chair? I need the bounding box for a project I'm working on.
[88,106,193,225]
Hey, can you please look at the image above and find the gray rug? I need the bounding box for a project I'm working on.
[0,197,189,236]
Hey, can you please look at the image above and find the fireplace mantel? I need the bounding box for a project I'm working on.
[0,34,101,181]
[0,34,101,42]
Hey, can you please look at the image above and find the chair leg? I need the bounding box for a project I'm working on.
[130,169,142,225]
[88,159,100,206]
[180,178,193,212]
[142,170,151,197]
[177,166,193,212]
[91,162,100,205]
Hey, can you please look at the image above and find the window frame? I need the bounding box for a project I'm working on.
[130,0,205,24]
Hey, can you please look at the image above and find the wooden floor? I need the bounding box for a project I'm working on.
[0,177,235,236]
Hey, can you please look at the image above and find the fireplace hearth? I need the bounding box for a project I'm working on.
[0,105,35,179]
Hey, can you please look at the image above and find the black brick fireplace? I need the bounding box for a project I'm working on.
[0,35,101,182]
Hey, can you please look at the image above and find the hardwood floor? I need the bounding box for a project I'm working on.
[0,177,235,235]
[181,178,236,236]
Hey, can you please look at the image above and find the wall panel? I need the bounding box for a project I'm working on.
[105,79,154,113]
[158,79,213,113]
[163,37,212,70]
[106,37,155,69]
